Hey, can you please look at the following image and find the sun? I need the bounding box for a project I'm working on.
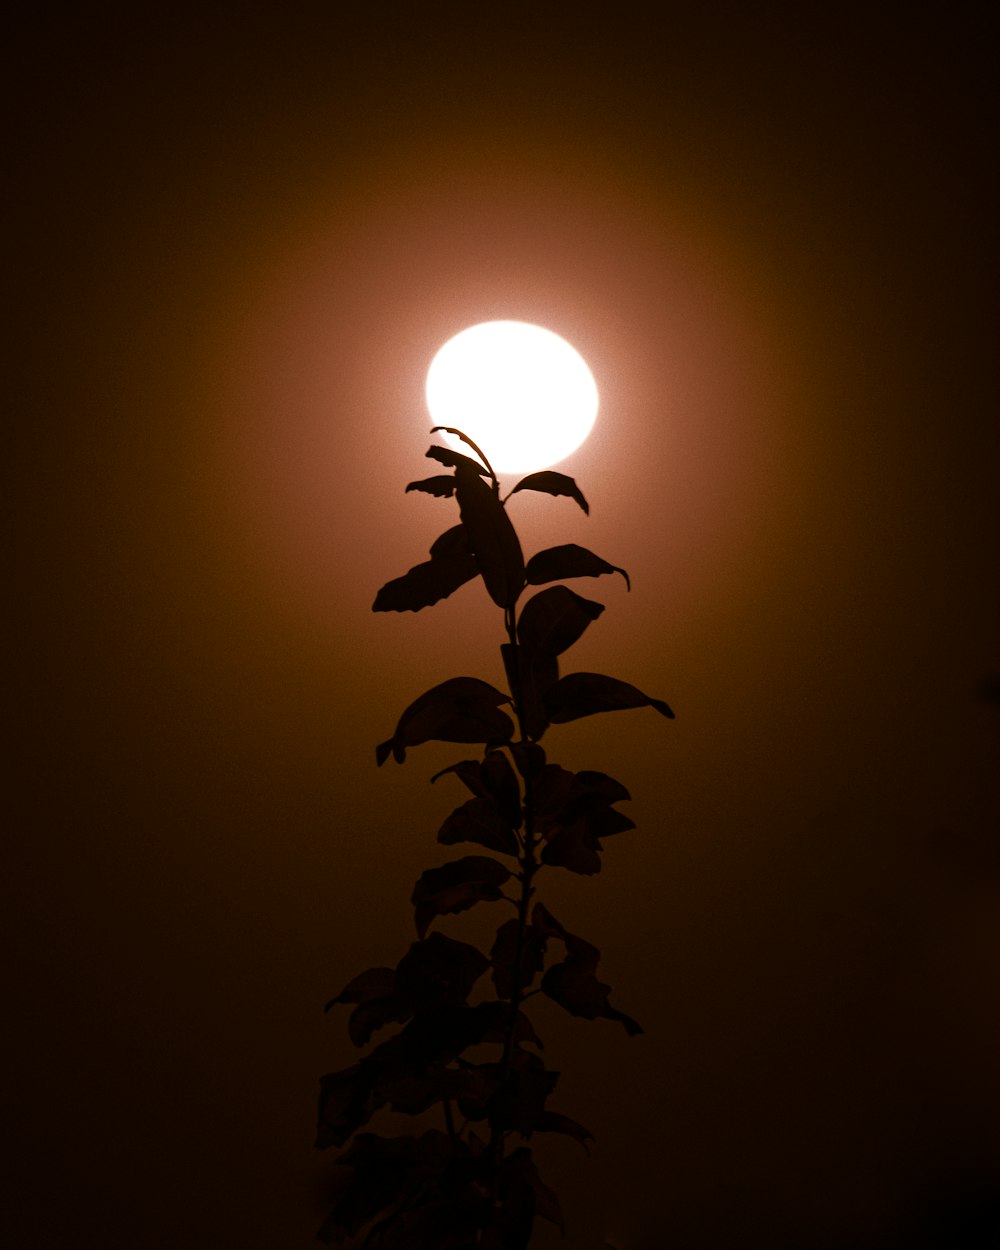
[425,321,599,474]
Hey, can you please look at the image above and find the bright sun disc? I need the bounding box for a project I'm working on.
[425,321,599,474]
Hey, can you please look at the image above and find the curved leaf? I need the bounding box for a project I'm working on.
[372,551,478,613]
[411,855,512,938]
[373,525,477,613]
[426,443,489,476]
[541,954,642,1037]
[525,542,630,591]
[455,464,525,608]
[325,966,395,1012]
[316,1064,386,1150]
[392,932,490,1012]
[517,585,604,660]
[533,904,642,1035]
[437,797,520,855]
[532,766,634,874]
[429,425,495,478]
[508,471,589,514]
[432,750,522,829]
[544,672,674,724]
[404,474,457,498]
[377,677,514,765]
[534,1110,594,1152]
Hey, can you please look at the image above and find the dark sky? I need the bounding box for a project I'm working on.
[8,6,998,1248]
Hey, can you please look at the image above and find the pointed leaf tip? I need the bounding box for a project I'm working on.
[509,471,589,514]
[544,672,674,724]
[525,543,630,591]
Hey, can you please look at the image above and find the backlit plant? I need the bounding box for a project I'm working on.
[316,428,673,1247]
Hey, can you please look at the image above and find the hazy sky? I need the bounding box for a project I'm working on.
[8,6,998,1248]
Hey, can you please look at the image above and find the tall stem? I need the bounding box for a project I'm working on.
[486,604,539,1218]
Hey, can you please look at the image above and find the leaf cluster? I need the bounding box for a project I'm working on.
[318,431,672,1247]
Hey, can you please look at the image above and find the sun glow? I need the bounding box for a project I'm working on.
[425,321,599,474]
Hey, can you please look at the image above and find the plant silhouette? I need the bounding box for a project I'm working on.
[317,428,673,1247]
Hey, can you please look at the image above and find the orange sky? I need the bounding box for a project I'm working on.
[8,7,998,1248]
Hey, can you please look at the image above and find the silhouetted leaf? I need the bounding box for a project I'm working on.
[377,677,514,765]
[432,750,522,830]
[325,966,412,1048]
[455,464,525,608]
[540,788,636,875]
[517,585,604,659]
[405,474,457,498]
[325,966,395,1012]
[411,856,512,938]
[428,523,470,558]
[437,798,520,856]
[540,920,642,1036]
[534,1110,594,1151]
[533,903,641,1034]
[373,1003,494,1072]
[544,672,674,724]
[430,425,495,478]
[508,471,589,514]
[316,1065,387,1150]
[469,1001,543,1049]
[525,542,630,590]
[426,444,490,475]
[480,749,522,826]
[373,525,478,613]
[575,769,631,803]
[392,932,490,1012]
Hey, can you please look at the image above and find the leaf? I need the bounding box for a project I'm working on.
[324,967,415,1048]
[430,425,495,477]
[534,1110,595,1152]
[455,464,525,608]
[536,772,636,876]
[325,966,395,1012]
[404,474,457,498]
[470,1001,543,1049]
[316,1065,387,1150]
[437,797,520,856]
[411,856,512,939]
[516,585,604,660]
[377,677,514,765]
[510,742,546,779]
[575,769,631,803]
[373,1003,493,1072]
[428,523,471,559]
[372,553,478,613]
[539,920,643,1036]
[508,471,589,514]
[432,750,522,829]
[391,932,490,1012]
[544,672,674,724]
[525,542,630,591]
[373,525,478,613]
[426,443,490,476]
